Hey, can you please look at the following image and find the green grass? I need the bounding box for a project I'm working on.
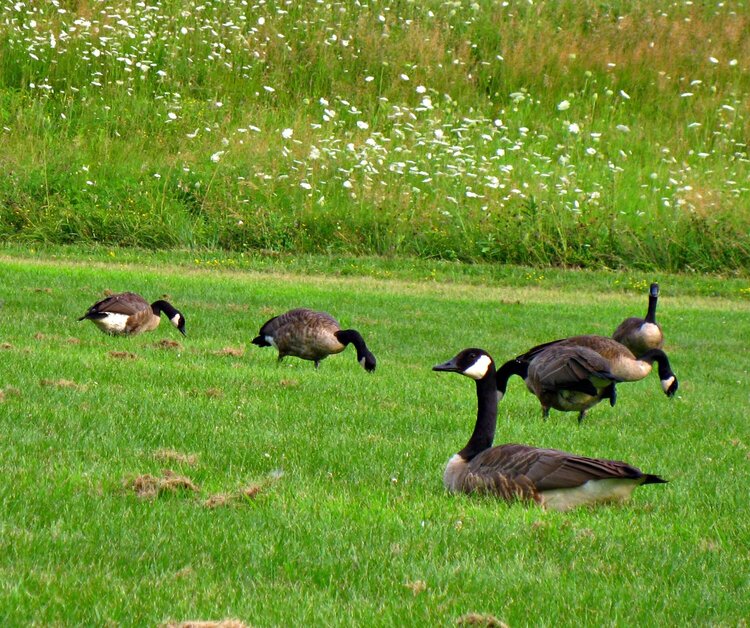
[1,1,749,271]
[0,250,748,625]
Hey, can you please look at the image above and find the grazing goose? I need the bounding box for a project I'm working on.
[78,292,186,336]
[521,335,678,397]
[613,282,664,357]
[251,308,376,371]
[434,348,667,510]
[496,345,622,423]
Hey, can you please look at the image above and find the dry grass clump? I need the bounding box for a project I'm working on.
[109,351,138,360]
[212,347,244,357]
[40,378,84,390]
[154,339,183,350]
[404,580,427,595]
[203,471,283,509]
[456,613,509,627]
[154,449,199,466]
[203,483,263,509]
[124,469,199,499]
[0,342,13,350]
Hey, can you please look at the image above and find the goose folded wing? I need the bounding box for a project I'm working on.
[470,444,644,491]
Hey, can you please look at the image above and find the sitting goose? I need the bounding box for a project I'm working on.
[613,282,664,357]
[496,345,622,423]
[434,348,667,510]
[251,308,376,371]
[78,292,186,336]
[520,335,678,397]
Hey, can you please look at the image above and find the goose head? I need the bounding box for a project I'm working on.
[433,348,494,380]
[170,311,187,336]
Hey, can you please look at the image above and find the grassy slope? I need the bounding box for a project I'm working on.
[0,251,748,625]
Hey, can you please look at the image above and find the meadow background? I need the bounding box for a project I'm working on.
[0,0,749,271]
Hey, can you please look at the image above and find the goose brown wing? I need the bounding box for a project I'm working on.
[469,444,645,491]
[86,292,149,315]
[529,346,620,394]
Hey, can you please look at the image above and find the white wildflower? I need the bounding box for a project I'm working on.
[281,128,293,139]
[557,100,570,111]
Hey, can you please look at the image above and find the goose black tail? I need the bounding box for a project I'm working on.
[642,474,668,485]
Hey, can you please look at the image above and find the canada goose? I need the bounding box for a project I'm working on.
[251,308,376,371]
[434,348,667,510]
[613,282,664,357]
[78,292,186,336]
[521,335,678,397]
[496,345,622,423]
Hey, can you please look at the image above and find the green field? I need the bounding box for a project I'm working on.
[1,1,749,271]
[1,248,748,625]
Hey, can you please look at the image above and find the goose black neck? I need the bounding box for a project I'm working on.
[335,329,369,360]
[495,359,527,397]
[645,293,659,324]
[459,371,498,462]
[639,348,673,379]
[151,300,178,318]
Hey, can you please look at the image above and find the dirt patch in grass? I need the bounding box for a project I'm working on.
[213,347,244,357]
[34,332,47,340]
[154,339,183,350]
[124,469,199,499]
[205,387,224,398]
[456,613,508,627]
[67,337,81,344]
[279,379,300,388]
[109,351,138,360]
[154,449,199,466]
[163,620,248,628]
[0,342,12,350]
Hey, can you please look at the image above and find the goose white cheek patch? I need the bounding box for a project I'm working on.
[265,335,277,348]
[170,314,181,327]
[463,354,492,380]
[661,376,675,393]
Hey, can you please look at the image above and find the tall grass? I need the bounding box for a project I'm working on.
[1,1,749,271]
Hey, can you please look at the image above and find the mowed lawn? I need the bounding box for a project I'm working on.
[0,251,748,626]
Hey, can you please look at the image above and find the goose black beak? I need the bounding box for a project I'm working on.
[433,358,460,373]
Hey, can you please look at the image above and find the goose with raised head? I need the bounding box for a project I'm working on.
[434,348,667,510]
[251,308,376,371]
[495,345,622,423]
[613,282,664,357]
[521,334,678,397]
[78,292,186,336]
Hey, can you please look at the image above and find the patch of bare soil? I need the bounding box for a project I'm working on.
[124,469,199,499]
[0,343,12,350]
